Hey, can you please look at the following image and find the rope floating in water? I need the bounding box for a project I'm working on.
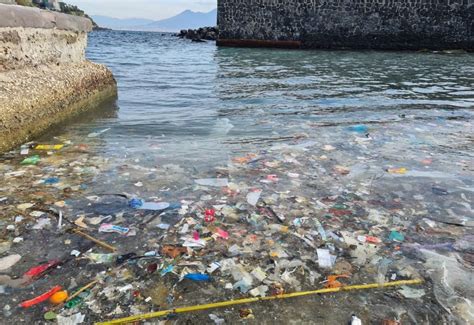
[95,279,423,325]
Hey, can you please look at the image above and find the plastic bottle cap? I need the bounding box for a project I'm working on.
[49,290,68,304]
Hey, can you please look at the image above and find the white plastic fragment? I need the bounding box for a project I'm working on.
[249,285,269,297]
[251,267,267,282]
[32,218,51,230]
[195,178,229,187]
[351,315,362,325]
[246,190,262,206]
[0,254,21,271]
[209,314,225,325]
[316,248,336,268]
[207,262,221,274]
[138,202,170,210]
[57,312,85,325]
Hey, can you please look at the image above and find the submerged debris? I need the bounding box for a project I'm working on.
[0,115,472,324]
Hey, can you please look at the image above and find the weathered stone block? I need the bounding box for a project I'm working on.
[217,0,474,49]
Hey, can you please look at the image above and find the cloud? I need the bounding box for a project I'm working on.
[67,0,217,20]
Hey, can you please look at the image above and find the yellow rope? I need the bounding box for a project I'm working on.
[95,279,423,324]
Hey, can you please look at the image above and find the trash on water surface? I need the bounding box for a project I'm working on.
[0,254,21,271]
[348,125,369,133]
[351,315,363,325]
[183,273,212,282]
[35,144,64,150]
[388,230,405,242]
[0,105,472,324]
[139,201,170,210]
[49,290,69,304]
[195,178,229,187]
[20,155,40,165]
[317,249,336,268]
[19,285,63,308]
[246,189,262,206]
[87,128,110,138]
[57,313,85,325]
[387,167,407,175]
[98,224,130,235]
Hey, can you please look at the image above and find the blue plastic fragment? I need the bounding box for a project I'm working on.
[183,273,211,282]
[43,177,60,185]
[129,198,144,208]
[348,125,369,133]
[160,264,174,276]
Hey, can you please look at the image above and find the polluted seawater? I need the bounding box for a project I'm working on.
[0,31,472,324]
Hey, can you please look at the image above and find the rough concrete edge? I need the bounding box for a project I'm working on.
[0,3,92,32]
[0,67,117,153]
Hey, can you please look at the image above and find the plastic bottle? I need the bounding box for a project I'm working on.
[377,258,391,285]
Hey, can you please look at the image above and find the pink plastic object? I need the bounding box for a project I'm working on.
[216,228,229,240]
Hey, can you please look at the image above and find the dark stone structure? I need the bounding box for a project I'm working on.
[217,0,473,50]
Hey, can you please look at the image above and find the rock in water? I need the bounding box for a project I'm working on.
[177,27,219,41]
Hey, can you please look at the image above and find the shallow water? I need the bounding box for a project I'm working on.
[81,32,474,167]
[1,31,473,324]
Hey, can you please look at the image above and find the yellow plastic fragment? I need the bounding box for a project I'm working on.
[95,279,423,325]
[35,144,64,150]
[387,167,407,174]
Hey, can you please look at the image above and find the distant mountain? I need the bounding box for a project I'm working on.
[91,16,155,30]
[91,9,217,32]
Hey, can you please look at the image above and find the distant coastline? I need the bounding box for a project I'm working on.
[92,9,217,32]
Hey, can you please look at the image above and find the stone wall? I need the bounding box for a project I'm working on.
[0,4,116,152]
[217,0,474,50]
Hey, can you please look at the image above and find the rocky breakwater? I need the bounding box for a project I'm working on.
[177,26,218,42]
[0,4,117,153]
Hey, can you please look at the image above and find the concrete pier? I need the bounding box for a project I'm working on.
[0,4,116,152]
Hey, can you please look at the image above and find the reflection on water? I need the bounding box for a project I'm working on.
[79,31,474,170]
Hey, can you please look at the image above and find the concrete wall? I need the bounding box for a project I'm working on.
[217,0,474,50]
[0,4,93,70]
[0,28,88,71]
[0,4,116,152]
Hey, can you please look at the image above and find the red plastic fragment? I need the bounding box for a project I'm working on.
[204,209,216,222]
[19,285,62,308]
[24,260,61,279]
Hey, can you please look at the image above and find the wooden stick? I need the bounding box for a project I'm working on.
[72,229,117,252]
[66,280,99,302]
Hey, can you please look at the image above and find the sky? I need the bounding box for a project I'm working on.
[67,0,217,20]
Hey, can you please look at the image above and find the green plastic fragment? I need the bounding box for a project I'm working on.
[44,311,57,320]
[388,230,405,242]
[20,155,40,165]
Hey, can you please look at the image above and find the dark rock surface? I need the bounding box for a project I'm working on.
[217,0,473,50]
[177,26,218,42]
